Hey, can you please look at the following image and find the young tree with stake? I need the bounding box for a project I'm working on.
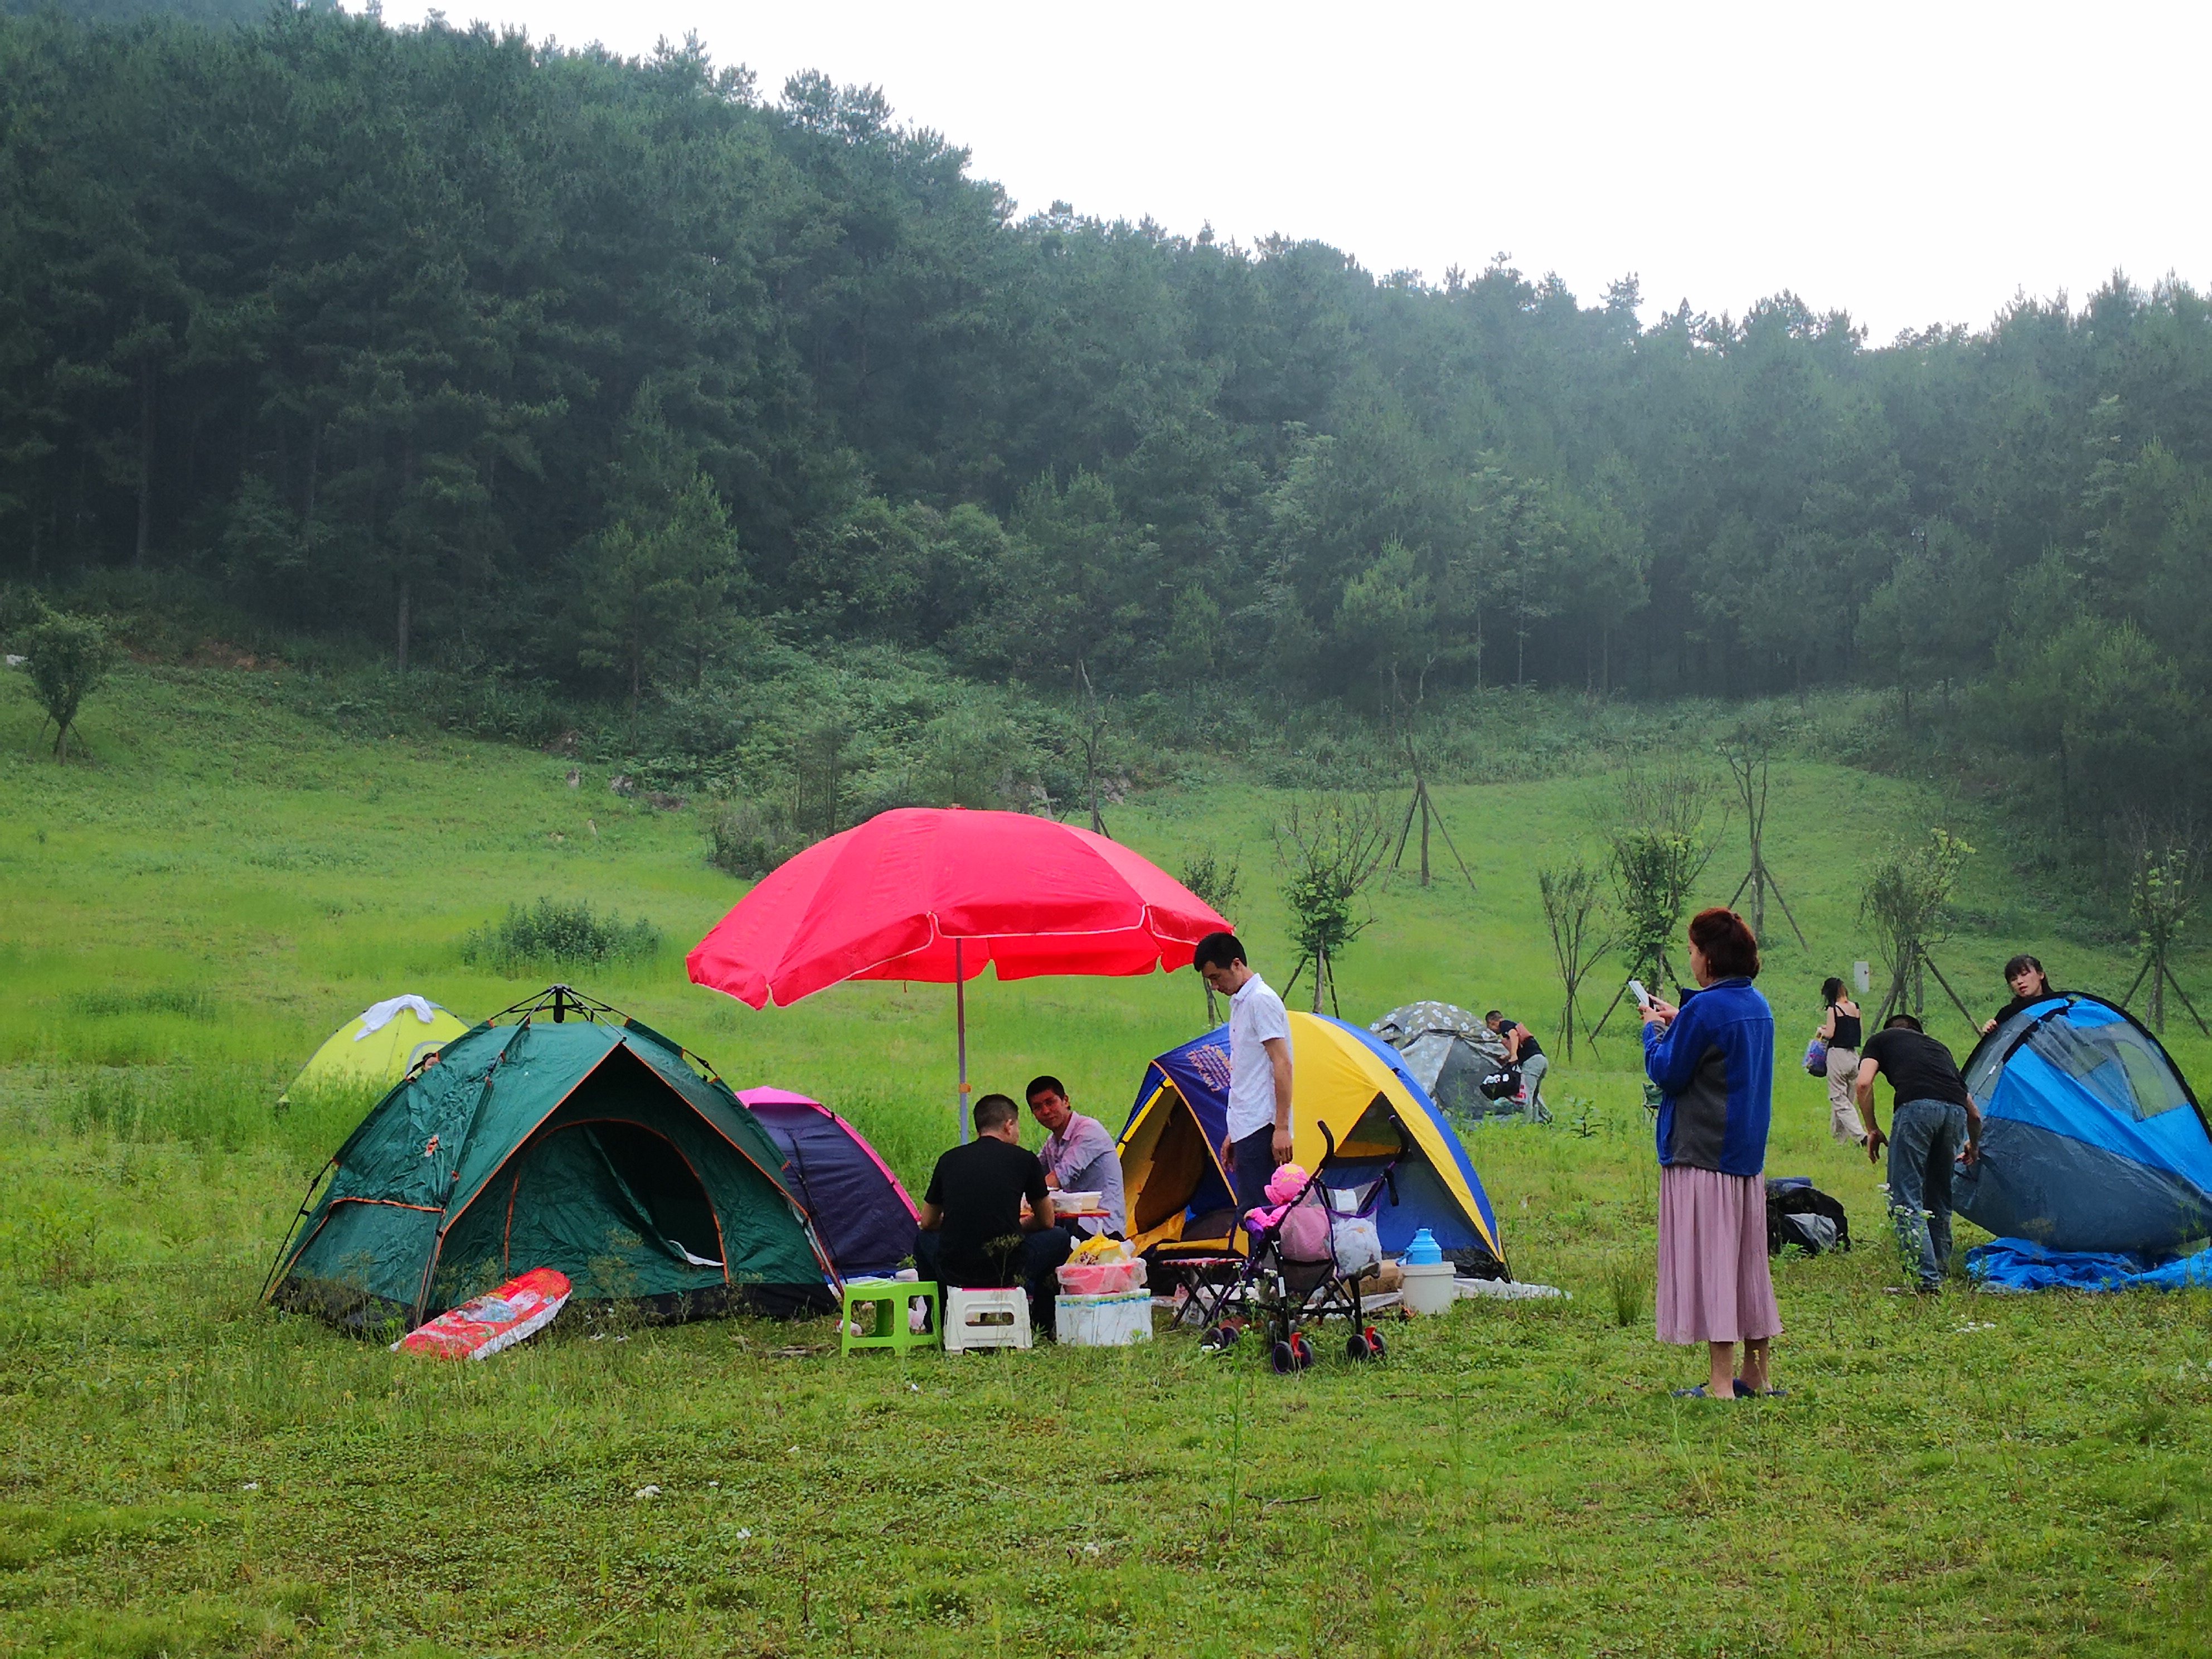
[21,605,117,763]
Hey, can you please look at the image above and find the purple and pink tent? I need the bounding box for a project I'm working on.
[738,1089,919,1280]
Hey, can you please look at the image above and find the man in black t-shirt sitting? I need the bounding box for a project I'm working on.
[1854,1014,1983,1293]
[915,1093,1073,1336]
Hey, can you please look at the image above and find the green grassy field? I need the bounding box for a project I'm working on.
[2,664,2209,1657]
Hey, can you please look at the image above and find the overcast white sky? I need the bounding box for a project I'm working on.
[372,0,2210,341]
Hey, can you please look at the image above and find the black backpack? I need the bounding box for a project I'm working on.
[1478,1066,1521,1101]
[1765,1178,1851,1255]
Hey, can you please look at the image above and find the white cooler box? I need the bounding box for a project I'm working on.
[1055,1290,1154,1347]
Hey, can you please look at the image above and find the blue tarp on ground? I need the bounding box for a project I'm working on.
[1967,1236,2212,1292]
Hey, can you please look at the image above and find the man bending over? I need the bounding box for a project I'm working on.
[1856,1013,1981,1294]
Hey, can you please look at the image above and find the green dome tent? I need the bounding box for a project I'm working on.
[266,987,833,1331]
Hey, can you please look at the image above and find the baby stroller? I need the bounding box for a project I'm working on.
[1192,1122,1407,1373]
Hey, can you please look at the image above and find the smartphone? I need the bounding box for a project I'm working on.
[1628,979,1652,1010]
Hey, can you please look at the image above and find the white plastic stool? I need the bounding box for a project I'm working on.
[943,1287,1031,1353]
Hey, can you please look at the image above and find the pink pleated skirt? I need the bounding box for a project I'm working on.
[1655,1163,1783,1346]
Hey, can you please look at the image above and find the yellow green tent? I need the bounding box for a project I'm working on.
[1117,1011,1509,1274]
[288,996,472,1098]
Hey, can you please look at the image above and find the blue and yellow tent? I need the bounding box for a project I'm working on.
[1956,992,2212,1254]
[1117,1011,1509,1275]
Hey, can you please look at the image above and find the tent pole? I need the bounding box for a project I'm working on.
[955,938,969,1144]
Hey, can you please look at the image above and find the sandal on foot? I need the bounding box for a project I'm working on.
[1732,1379,1789,1399]
[1671,1384,1726,1398]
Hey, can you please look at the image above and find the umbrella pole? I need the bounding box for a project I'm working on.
[955,938,970,1143]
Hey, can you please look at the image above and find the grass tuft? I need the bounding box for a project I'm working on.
[1605,1254,1650,1328]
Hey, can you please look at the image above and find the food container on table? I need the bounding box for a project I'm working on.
[1056,1259,1147,1296]
[1054,1190,1104,1211]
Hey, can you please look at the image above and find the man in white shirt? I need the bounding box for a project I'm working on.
[1193,931,1294,1215]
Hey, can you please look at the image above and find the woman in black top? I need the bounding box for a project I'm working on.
[1979,955,2056,1035]
[1817,976,1864,1144]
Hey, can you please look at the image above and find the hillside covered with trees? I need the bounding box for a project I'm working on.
[5,4,2212,862]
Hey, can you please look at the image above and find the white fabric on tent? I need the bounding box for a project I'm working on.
[355,995,448,1039]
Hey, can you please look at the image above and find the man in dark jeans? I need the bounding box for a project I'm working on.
[1855,1013,1983,1292]
[915,1093,1071,1336]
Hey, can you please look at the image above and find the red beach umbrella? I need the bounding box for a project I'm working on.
[687,807,1230,1138]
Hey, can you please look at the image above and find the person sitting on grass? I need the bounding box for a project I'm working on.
[1979,954,2059,1035]
[1026,1074,1126,1240]
[915,1093,1071,1337]
[1855,1013,1982,1294]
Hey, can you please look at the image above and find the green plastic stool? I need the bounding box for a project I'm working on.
[840,1279,940,1356]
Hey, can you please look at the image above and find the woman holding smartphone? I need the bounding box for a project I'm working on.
[1641,908,1782,1399]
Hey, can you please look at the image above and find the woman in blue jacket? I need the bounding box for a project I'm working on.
[1641,907,1782,1399]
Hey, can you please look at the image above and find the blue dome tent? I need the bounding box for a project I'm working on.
[1955,993,2212,1254]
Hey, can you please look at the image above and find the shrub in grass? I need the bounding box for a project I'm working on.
[1605,1256,1649,1328]
[707,798,811,880]
[20,601,118,761]
[460,896,662,974]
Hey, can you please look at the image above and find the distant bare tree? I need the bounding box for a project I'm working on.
[1861,830,1976,1031]
[1607,764,1725,988]
[2121,827,2209,1035]
[1587,763,1726,1039]
[1075,659,1113,837]
[1386,664,1476,892]
[1538,861,1612,1060]
[1273,794,1392,1015]
[1718,720,1806,948]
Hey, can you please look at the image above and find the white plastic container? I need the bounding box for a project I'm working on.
[1399,1260,1458,1315]
[1056,1291,1154,1346]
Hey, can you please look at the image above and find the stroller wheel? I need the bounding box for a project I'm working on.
[1346,1332,1372,1361]
[1363,1325,1388,1360]
[1289,1332,1316,1370]
[1199,1323,1236,1353]
[1270,1340,1297,1375]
